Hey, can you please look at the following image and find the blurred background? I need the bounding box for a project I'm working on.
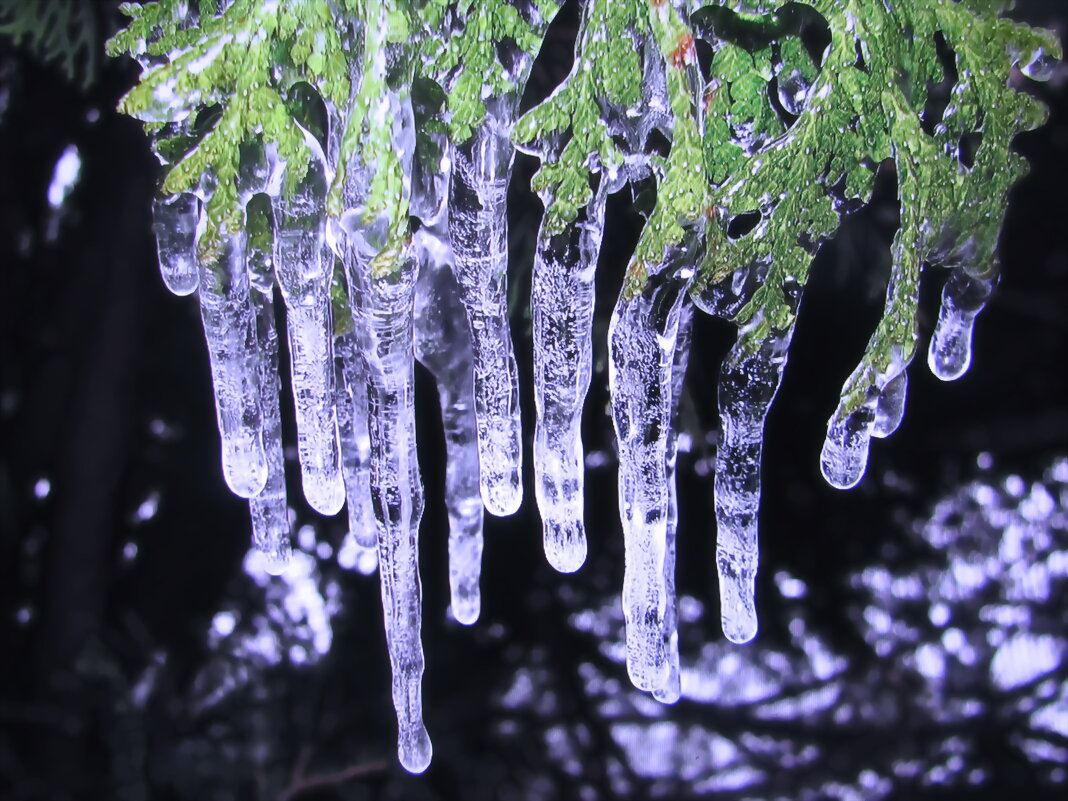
[1,1,1067,799]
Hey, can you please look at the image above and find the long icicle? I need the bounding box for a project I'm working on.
[448,110,524,517]
[249,286,292,573]
[609,254,695,693]
[654,301,693,704]
[196,219,268,499]
[714,316,796,644]
[414,224,485,625]
[531,177,611,573]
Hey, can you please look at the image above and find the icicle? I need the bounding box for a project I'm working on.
[609,253,695,692]
[343,219,431,773]
[928,267,995,382]
[196,226,268,498]
[152,193,200,296]
[337,336,378,575]
[532,179,612,573]
[821,402,877,490]
[414,224,484,625]
[872,370,907,439]
[273,160,345,516]
[715,318,796,644]
[249,287,291,573]
[448,111,524,517]
[653,303,693,704]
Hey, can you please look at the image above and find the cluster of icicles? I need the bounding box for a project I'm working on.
[150,97,993,779]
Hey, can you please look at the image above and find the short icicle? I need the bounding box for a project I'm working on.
[714,318,797,644]
[448,110,524,517]
[414,223,485,625]
[928,266,995,382]
[152,193,200,296]
[273,162,345,517]
[872,370,907,439]
[609,253,695,693]
[337,336,378,576]
[196,225,268,499]
[531,178,612,573]
[249,287,292,573]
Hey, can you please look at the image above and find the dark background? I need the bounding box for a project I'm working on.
[1,1,1066,799]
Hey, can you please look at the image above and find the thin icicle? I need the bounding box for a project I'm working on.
[273,162,345,516]
[609,254,695,692]
[249,287,291,574]
[196,226,268,498]
[448,111,523,517]
[531,179,611,573]
[653,302,693,704]
[152,193,200,296]
[715,318,796,644]
[929,267,995,382]
[344,224,431,773]
[414,224,484,625]
[337,335,378,575]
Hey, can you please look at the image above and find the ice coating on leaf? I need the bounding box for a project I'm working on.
[873,371,908,439]
[715,319,796,644]
[414,223,484,626]
[196,227,268,499]
[249,288,292,574]
[609,253,694,693]
[337,335,378,576]
[929,268,995,382]
[152,193,200,296]
[448,112,523,517]
[273,164,344,517]
[531,180,611,574]
[653,302,693,705]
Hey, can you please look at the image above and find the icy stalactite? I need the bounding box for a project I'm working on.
[273,161,345,517]
[609,253,695,692]
[448,107,523,517]
[337,336,378,576]
[715,319,796,644]
[343,224,431,773]
[414,225,484,626]
[152,193,200,296]
[531,179,613,574]
[196,225,268,499]
[653,303,693,704]
[821,401,878,490]
[249,287,292,574]
[929,267,995,382]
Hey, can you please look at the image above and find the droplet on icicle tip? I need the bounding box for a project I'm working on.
[821,405,876,490]
[152,193,200,296]
[928,268,995,382]
[718,546,758,643]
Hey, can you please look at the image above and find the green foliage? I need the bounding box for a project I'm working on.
[0,0,99,87]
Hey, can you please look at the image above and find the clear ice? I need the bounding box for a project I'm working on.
[273,162,345,517]
[195,227,269,499]
[152,193,200,296]
[531,179,611,574]
[337,336,379,576]
[448,107,524,518]
[929,267,995,382]
[715,319,796,644]
[609,253,695,693]
[249,288,292,574]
